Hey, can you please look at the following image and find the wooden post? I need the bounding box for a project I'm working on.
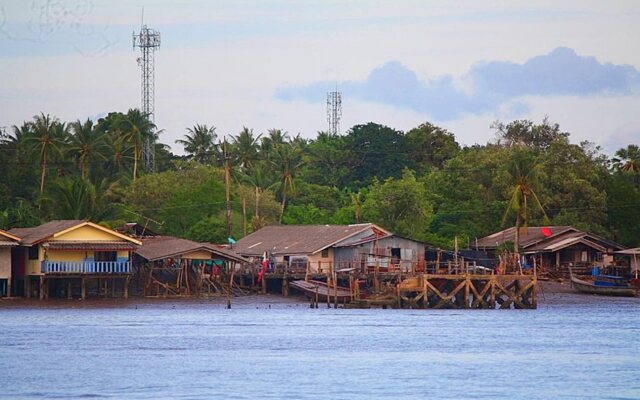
[490,276,496,309]
[422,275,427,309]
[124,276,130,299]
[81,277,86,300]
[226,265,234,309]
[25,276,30,299]
[67,280,72,300]
[333,271,338,309]
[464,275,470,309]
[39,275,44,300]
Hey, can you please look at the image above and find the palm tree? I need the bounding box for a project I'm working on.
[175,124,217,164]
[231,127,261,171]
[24,113,69,199]
[612,145,640,173]
[239,164,277,230]
[269,142,304,223]
[260,129,289,161]
[69,118,109,180]
[118,109,156,180]
[502,149,548,256]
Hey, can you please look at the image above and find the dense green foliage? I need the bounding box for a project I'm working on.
[1,111,639,247]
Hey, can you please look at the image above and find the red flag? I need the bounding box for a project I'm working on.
[541,227,552,237]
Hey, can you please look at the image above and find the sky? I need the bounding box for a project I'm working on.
[1,0,639,155]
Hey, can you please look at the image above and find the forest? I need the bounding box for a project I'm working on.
[1,110,639,248]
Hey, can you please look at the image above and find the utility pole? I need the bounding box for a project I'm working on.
[223,139,232,238]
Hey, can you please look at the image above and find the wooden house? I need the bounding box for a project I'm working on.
[234,224,427,273]
[474,226,625,274]
[134,235,248,296]
[0,229,20,297]
[8,220,141,299]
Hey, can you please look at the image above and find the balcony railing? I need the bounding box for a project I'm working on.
[42,260,131,274]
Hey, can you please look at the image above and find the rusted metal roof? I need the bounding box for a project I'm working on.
[42,241,137,251]
[474,226,577,249]
[9,220,84,245]
[136,236,248,263]
[233,224,389,256]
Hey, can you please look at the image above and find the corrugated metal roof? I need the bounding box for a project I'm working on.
[0,241,17,247]
[532,236,607,253]
[234,224,387,256]
[474,226,577,249]
[9,220,84,245]
[136,236,248,263]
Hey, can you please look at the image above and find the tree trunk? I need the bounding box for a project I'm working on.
[279,185,286,224]
[133,144,139,181]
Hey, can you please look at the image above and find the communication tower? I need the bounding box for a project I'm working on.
[327,89,342,135]
[133,13,161,172]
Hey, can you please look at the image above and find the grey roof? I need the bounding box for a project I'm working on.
[136,236,248,263]
[474,226,577,249]
[9,220,84,245]
[234,224,388,256]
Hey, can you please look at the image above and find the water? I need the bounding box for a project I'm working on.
[1,292,639,400]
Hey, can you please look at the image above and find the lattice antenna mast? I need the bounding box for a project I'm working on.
[327,87,342,136]
[133,10,161,172]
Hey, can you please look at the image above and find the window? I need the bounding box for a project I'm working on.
[94,251,117,262]
[391,248,401,262]
[321,249,329,258]
[28,246,39,260]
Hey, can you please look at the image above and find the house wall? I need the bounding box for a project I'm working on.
[334,236,425,271]
[182,250,214,260]
[25,245,44,276]
[54,225,122,241]
[307,248,333,273]
[0,248,11,279]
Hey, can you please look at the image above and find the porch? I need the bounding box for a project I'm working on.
[42,260,131,274]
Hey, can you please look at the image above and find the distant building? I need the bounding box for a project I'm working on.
[234,224,428,273]
[474,226,625,273]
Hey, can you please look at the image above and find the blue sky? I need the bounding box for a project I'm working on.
[1,1,639,154]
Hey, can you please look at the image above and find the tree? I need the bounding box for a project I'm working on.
[612,145,640,186]
[362,169,433,239]
[344,122,407,187]
[176,124,217,164]
[118,109,156,180]
[24,113,69,200]
[492,118,569,151]
[405,122,459,170]
[269,142,304,223]
[231,127,261,171]
[238,163,277,230]
[69,118,109,180]
[502,148,548,253]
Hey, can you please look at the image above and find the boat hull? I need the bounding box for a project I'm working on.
[570,276,637,297]
[289,280,352,303]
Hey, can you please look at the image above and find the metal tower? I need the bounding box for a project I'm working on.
[327,89,342,135]
[133,16,161,172]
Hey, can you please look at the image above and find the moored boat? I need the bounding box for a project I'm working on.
[569,269,637,297]
[289,279,352,303]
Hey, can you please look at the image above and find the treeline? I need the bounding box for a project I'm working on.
[1,112,639,247]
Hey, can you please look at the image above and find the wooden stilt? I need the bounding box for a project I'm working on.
[25,276,31,299]
[81,277,86,300]
[39,275,44,300]
[67,281,72,300]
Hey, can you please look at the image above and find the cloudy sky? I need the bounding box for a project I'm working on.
[1,0,639,154]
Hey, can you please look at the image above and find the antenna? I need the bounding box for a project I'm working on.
[327,85,342,135]
[133,9,161,172]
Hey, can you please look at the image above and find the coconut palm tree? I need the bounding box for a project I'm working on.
[118,109,156,180]
[68,118,109,180]
[231,127,261,171]
[239,163,277,230]
[612,145,640,175]
[24,113,69,200]
[176,124,217,164]
[502,149,548,255]
[269,142,304,223]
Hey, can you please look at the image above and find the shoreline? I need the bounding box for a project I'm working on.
[0,280,637,309]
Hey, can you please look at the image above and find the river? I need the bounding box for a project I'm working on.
[1,286,639,399]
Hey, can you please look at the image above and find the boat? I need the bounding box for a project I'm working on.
[289,279,352,303]
[569,268,637,297]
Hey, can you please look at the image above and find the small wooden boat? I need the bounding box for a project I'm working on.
[569,269,637,297]
[289,280,352,303]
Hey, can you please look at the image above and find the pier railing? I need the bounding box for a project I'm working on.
[42,260,131,274]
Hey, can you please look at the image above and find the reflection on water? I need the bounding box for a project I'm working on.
[1,294,639,400]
